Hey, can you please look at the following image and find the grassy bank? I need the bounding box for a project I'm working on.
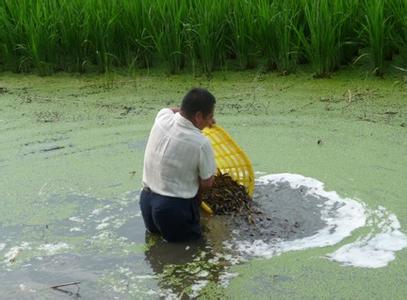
[0,0,407,76]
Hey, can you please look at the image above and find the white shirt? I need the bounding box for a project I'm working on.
[142,108,216,198]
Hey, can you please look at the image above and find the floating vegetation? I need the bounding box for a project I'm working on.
[0,87,9,94]
[201,173,261,224]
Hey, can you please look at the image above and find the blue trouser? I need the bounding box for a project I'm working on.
[139,188,202,242]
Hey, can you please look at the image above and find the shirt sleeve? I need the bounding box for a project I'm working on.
[199,139,216,180]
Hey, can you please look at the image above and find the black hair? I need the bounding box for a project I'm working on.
[181,88,216,118]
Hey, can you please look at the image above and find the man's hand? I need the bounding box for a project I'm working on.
[170,107,180,113]
[208,118,216,128]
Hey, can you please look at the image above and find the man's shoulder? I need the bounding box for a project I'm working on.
[154,108,176,129]
[190,131,212,148]
[174,126,210,149]
[156,108,173,120]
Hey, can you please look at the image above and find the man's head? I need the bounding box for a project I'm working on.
[181,88,216,130]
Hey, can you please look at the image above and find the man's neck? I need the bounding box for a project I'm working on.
[180,111,199,129]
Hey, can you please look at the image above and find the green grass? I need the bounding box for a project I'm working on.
[256,0,300,73]
[228,0,258,69]
[188,0,229,75]
[148,0,188,74]
[297,0,349,77]
[360,0,391,76]
[0,0,406,76]
[120,0,153,70]
[389,0,407,68]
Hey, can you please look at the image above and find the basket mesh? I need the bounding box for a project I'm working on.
[201,124,254,214]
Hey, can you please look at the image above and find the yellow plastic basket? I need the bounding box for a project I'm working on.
[201,124,254,214]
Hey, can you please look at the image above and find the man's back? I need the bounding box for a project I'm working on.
[143,108,215,199]
[140,88,216,242]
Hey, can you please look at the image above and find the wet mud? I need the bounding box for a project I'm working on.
[221,180,327,242]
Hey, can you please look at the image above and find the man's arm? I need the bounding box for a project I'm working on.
[198,139,216,192]
[197,176,214,205]
[199,176,214,191]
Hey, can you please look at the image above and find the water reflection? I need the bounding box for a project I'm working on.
[144,233,206,274]
[143,216,235,297]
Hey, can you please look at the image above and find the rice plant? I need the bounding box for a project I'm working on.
[340,0,362,65]
[188,0,229,75]
[0,0,22,71]
[276,0,301,74]
[297,0,349,77]
[120,0,154,70]
[147,0,188,74]
[388,0,407,67]
[54,1,83,72]
[256,0,300,74]
[86,1,122,72]
[277,0,301,74]
[360,0,392,76]
[0,0,406,76]
[228,0,258,69]
[0,0,59,74]
[256,0,279,70]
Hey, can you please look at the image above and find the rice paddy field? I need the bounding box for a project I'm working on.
[1,0,407,299]
[0,0,406,76]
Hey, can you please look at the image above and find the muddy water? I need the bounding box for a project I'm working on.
[0,71,406,298]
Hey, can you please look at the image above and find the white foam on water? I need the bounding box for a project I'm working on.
[328,207,407,268]
[91,208,103,216]
[96,222,110,230]
[113,218,126,228]
[190,280,209,298]
[134,275,157,280]
[95,215,115,230]
[0,243,5,251]
[219,272,239,288]
[197,270,210,278]
[90,204,111,217]
[101,216,115,223]
[70,227,82,232]
[69,216,84,223]
[159,288,178,299]
[145,289,157,296]
[38,242,70,255]
[4,242,31,264]
[19,283,36,293]
[230,173,407,269]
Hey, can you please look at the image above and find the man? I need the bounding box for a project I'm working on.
[140,88,216,242]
